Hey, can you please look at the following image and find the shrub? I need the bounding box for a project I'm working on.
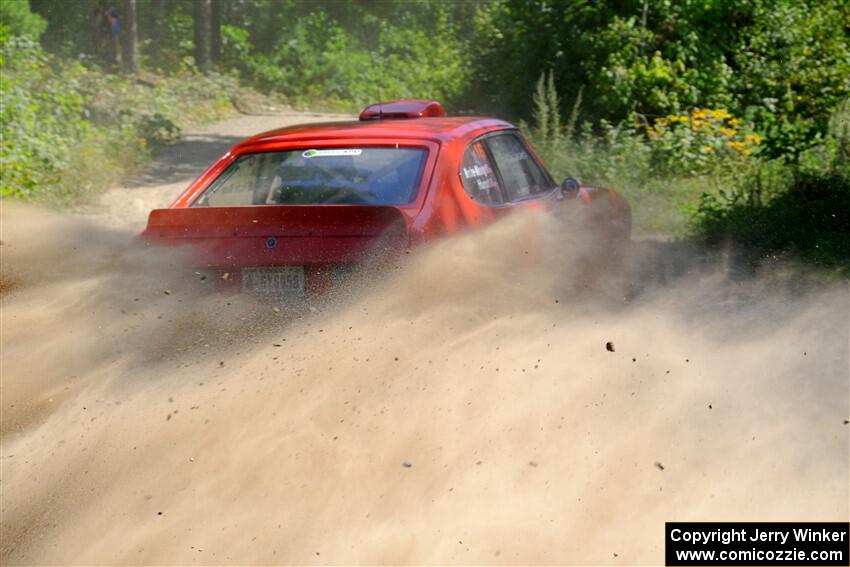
[0,0,46,39]
[0,35,89,199]
[643,108,762,177]
[0,34,236,204]
[694,103,850,273]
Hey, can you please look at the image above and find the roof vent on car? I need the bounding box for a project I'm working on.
[359,99,446,121]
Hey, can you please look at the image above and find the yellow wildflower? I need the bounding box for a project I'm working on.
[727,140,753,155]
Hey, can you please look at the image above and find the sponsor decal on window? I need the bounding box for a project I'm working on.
[302,149,363,158]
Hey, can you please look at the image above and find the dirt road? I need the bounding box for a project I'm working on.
[1,111,848,565]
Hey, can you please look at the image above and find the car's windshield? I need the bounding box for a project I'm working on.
[193,147,427,207]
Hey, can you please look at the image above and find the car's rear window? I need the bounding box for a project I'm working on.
[193,147,428,207]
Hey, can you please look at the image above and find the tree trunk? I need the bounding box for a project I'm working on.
[193,0,211,73]
[149,0,166,53]
[124,0,138,73]
[210,0,222,64]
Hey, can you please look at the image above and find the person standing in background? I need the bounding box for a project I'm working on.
[92,5,121,69]
[105,7,122,68]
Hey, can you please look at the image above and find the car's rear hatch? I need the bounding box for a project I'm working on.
[142,205,408,295]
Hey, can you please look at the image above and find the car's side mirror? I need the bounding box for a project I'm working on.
[560,177,580,199]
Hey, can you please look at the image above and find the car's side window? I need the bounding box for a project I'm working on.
[197,153,277,207]
[486,133,552,201]
[460,141,503,205]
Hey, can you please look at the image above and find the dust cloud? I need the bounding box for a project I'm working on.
[1,202,847,565]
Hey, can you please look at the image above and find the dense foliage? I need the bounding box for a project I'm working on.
[529,77,849,271]
[0,31,235,203]
[0,0,46,38]
[1,0,848,269]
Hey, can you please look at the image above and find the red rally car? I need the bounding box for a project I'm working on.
[142,99,631,296]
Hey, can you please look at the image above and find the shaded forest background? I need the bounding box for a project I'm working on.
[1,0,848,271]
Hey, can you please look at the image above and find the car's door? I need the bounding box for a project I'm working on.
[460,131,631,251]
[474,131,558,265]
[456,130,565,234]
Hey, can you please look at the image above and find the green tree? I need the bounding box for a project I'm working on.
[471,0,849,160]
[193,0,211,72]
[0,0,47,38]
[123,0,138,73]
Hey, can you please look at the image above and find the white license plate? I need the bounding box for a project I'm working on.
[241,267,305,295]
